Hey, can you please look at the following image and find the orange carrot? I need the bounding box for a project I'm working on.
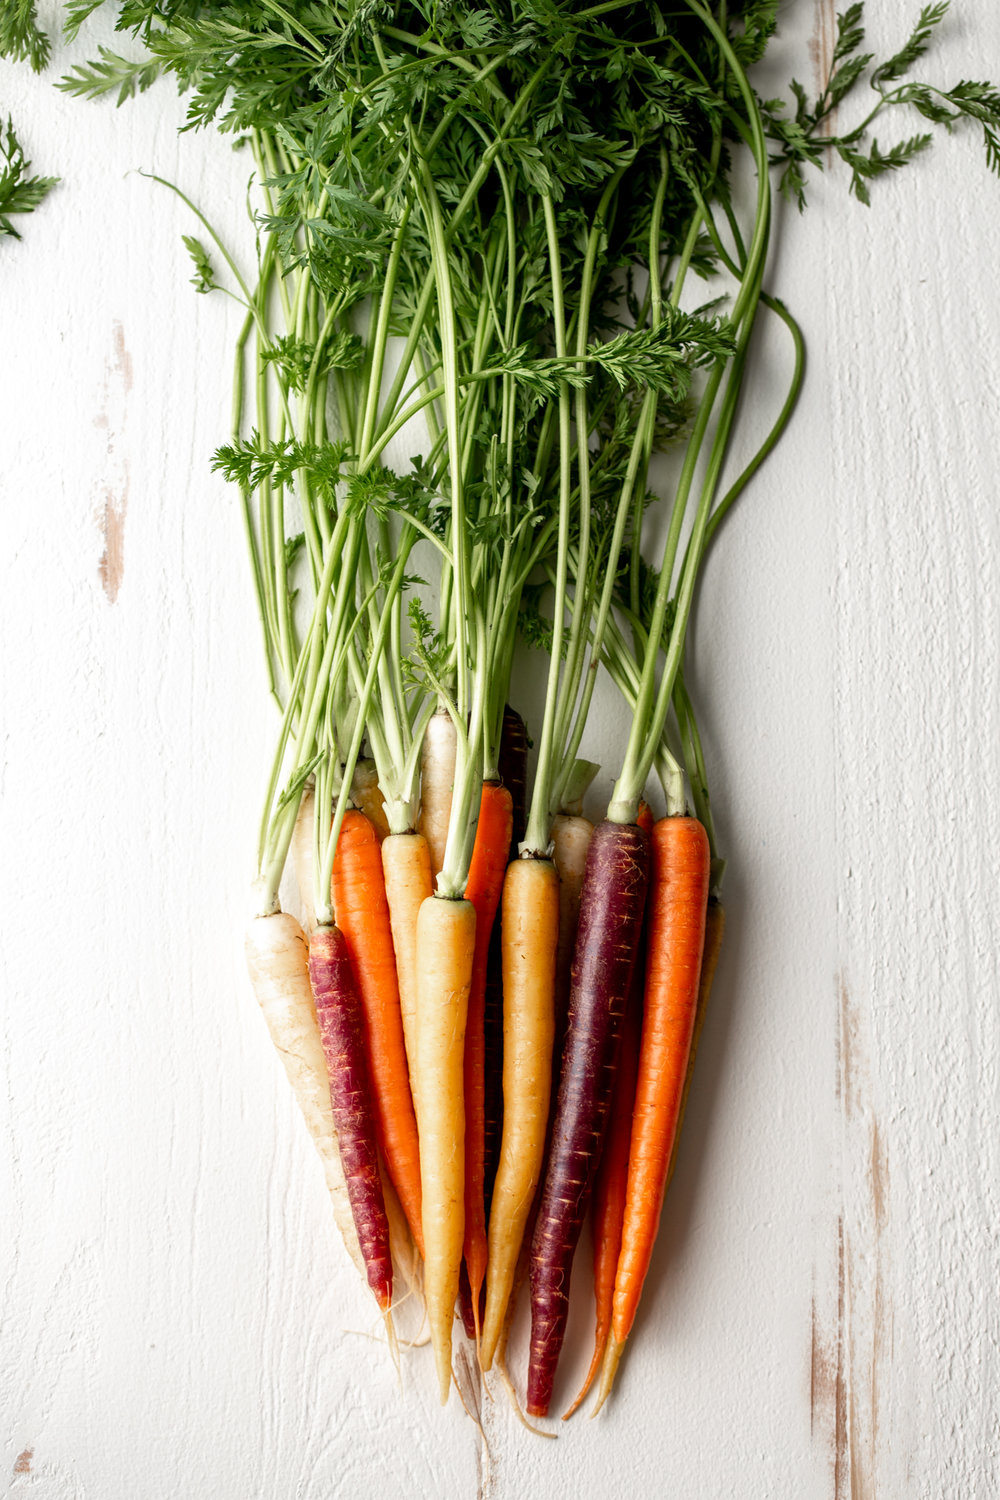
[497,704,528,858]
[331,809,423,1256]
[462,780,513,1343]
[415,893,477,1403]
[595,815,710,1409]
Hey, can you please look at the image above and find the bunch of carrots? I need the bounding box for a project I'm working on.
[13,0,1000,1423]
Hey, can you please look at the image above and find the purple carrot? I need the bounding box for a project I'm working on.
[526,820,650,1417]
[482,921,505,1224]
[309,924,393,1312]
[498,704,528,860]
[457,1258,479,1341]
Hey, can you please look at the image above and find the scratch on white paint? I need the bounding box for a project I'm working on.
[813,980,893,1500]
[95,321,133,603]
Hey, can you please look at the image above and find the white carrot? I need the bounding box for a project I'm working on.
[245,910,363,1278]
[289,783,318,936]
[418,708,458,883]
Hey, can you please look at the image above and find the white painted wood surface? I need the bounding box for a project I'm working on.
[4,5,1000,1495]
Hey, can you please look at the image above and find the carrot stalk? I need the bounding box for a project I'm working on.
[331,810,423,1255]
[480,854,559,1370]
[526,819,650,1417]
[415,893,476,1403]
[593,815,710,1412]
[463,780,514,1345]
[308,924,393,1312]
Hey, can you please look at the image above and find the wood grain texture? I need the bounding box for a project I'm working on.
[4,3,1000,1494]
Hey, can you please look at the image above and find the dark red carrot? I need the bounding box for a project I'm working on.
[665,896,725,1193]
[526,819,650,1417]
[457,1258,478,1341]
[498,704,528,859]
[463,780,514,1341]
[550,812,594,1054]
[483,707,525,1222]
[308,924,392,1312]
[563,920,644,1418]
[482,922,504,1224]
[332,810,423,1255]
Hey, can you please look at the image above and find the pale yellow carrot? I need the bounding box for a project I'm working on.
[381,829,434,1112]
[415,893,476,1403]
[244,910,363,1278]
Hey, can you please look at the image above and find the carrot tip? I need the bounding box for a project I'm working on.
[590,1334,624,1418]
[383,1308,401,1385]
[493,1356,557,1440]
[562,1330,608,1419]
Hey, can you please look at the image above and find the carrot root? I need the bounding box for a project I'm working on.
[591,1332,624,1417]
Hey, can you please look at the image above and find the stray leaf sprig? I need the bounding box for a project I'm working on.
[0,115,56,238]
[765,2,1000,207]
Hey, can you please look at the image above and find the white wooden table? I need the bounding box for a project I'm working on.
[4,5,999,1496]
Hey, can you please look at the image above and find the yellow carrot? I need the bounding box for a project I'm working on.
[381,829,434,1111]
[351,759,391,843]
[480,856,559,1370]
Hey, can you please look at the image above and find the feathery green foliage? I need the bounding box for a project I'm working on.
[0,115,56,237]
